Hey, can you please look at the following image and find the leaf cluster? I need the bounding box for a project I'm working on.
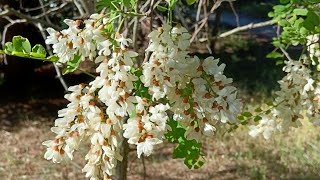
[2,36,57,62]
[165,118,205,169]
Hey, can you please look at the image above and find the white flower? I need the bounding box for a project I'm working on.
[137,138,162,158]
[97,40,112,56]
[203,123,216,136]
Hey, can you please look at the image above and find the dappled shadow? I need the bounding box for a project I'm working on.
[0,71,92,131]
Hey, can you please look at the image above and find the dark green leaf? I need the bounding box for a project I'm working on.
[266,52,284,59]
[157,5,168,12]
[237,115,244,121]
[194,159,205,169]
[254,116,263,122]
[254,108,262,112]
[303,10,320,30]
[122,0,131,8]
[242,112,252,117]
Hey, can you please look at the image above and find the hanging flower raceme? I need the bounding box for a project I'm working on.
[142,25,241,142]
[46,14,112,64]
[43,15,241,179]
[249,60,320,139]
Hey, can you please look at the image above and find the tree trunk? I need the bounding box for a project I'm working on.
[115,137,129,180]
[115,117,129,180]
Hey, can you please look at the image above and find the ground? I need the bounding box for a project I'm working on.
[0,97,319,180]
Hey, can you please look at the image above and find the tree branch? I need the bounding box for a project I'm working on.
[36,23,68,91]
[218,19,274,38]
[190,0,234,43]
[34,2,70,19]
[0,7,60,30]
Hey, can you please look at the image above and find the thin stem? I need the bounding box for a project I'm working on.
[0,51,96,78]
[77,68,96,78]
[117,18,125,33]
[168,7,173,25]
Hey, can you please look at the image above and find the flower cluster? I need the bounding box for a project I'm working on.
[43,15,242,179]
[307,34,320,65]
[123,99,170,158]
[46,14,113,64]
[142,25,241,142]
[249,60,319,139]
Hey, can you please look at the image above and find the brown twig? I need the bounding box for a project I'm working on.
[190,0,234,43]
[132,0,139,52]
[194,0,203,41]
[0,7,60,30]
[34,2,70,19]
[1,20,27,65]
[142,156,147,180]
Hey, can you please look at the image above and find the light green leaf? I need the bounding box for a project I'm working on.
[12,36,31,53]
[293,8,308,16]
[186,0,196,5]
[4,42,13,54]
[63,54,81,74]
[30,44,47,58]
[47,55,59,62]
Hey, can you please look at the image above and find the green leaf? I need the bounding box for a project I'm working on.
[165,118,204,169]
[242,112,252,117]
[240,120,248,125]
[254,108,262,112]
[265,110,271,115]
[307,0,320,3]
[186,0,196,5]
[266,52,284,59]
[157,5,168,12]
[129,110,136,118]
[122,0,131,8]
[278,19,289,26]
[273,5,286,13]
[194,159,205,169]
[47,55,59,62]
[184,158,194,169]
[12,51,27,57]
[303,10,320,31]
[268,12,275,18]
[266,101,273,106]
[280,0,290,3]
[276,60,284,65]
[12,36,31,53]
[169,0,178,8]
[254,116,262,122]
[272,39,285,48]
[237,115,244,121]
[62,54,82,74]
[4,42,13,54]
[30,44,47,58]
[293,8,308,16]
